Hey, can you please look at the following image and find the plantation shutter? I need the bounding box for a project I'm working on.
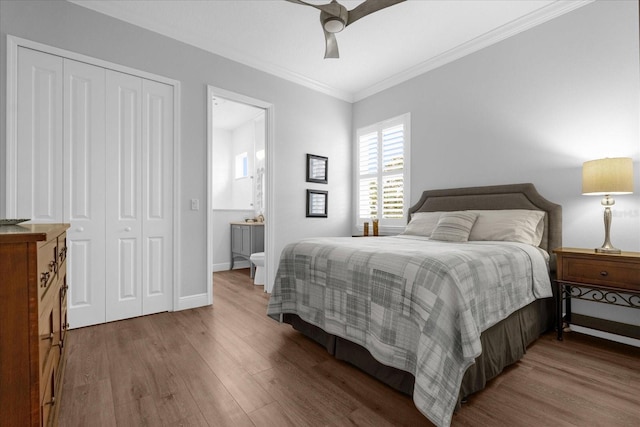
[381,124,404,219]
[356,114,410,229]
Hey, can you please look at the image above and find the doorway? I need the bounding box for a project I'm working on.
[207,86,274,303]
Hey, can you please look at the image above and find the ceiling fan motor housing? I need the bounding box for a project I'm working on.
[321,4,348,33]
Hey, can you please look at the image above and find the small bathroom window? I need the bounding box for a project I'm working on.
[235,152,248,179]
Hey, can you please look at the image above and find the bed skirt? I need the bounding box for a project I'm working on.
[282,296,554,408]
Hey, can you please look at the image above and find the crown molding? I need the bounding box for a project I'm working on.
[69,0,593,104]
[353,0,594,102]
[208,46,355,102]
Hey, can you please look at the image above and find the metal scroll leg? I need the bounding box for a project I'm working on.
[556,282,563,341]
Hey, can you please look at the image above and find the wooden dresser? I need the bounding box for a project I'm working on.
[0,223,70,427]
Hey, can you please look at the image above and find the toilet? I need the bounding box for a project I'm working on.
[249,252,265,286]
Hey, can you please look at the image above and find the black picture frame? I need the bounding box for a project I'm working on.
[306,189,328,218]
[306,154,328,184]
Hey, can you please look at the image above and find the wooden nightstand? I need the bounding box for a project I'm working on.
[553,248,640,341]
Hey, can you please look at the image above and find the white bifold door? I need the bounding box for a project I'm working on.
[63,59,107,327]
[104,71,174,322]
[14,47,174,328]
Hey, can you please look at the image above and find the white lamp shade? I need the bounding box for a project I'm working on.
[582,157,634,195]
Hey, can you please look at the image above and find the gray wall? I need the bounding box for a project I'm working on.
[0,0,352,300]
[353,0,640,338]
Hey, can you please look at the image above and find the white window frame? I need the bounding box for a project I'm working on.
[353,113,411,235]
[235,151,248,179]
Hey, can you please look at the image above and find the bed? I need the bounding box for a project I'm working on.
[267,183,562,426]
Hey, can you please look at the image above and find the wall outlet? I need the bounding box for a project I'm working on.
[191,198,200,211]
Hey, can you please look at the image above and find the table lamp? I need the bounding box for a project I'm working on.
[582,157,634,253]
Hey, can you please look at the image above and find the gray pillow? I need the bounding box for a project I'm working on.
[430,211,478,242]
[401,211,442,236]
[467,209,545,246]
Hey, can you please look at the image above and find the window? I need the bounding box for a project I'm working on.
[355,113,410,231]
[235,152,248,179]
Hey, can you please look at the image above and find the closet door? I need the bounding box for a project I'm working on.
[15,48,63,222]
[105,70,143,322]
[141,80,173,315]
[11,44,175,327]
[63,59,107,328]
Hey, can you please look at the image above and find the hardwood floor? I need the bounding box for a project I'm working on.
[59,269,640,426]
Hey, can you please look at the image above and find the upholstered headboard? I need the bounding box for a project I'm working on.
[408,183,562,271]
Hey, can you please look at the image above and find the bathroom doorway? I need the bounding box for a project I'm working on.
[206,86,273,303]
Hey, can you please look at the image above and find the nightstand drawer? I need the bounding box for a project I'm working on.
[562,257,640,291]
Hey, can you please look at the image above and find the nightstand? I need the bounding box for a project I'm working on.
[553,248,640,341]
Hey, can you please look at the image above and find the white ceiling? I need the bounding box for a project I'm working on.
[69,0,591,102]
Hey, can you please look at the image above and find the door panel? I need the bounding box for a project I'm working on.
[118,238,138,299]
[63,59,107,328]
[106,70,143,322]
[141,80,173,315]
[16,48,63,222]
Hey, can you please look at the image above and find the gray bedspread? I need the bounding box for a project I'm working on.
[267,235,552,427]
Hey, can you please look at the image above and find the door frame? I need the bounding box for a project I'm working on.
[5,35,182,313]
[206,85,274,303]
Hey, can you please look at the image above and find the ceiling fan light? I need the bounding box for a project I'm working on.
[323,17,345,33]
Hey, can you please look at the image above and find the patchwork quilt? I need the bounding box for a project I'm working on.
[267,235,552,427]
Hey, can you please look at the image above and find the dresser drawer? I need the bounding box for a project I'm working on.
[59,269,69,349]
[57,233,67,265]
[561,256,640,291]
[38,295,59,387]
[37,239,58,301]
[40,357,57,427]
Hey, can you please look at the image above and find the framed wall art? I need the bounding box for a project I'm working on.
[306,189,328,218]
[306,154,328,184]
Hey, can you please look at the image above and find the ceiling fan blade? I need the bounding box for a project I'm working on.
[285,0,342,17]
[323,29,339,59]
[346,0,406,26]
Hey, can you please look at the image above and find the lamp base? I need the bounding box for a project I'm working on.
[595,247,621,254]
[595,204,622,254]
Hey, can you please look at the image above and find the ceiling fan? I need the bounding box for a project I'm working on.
[286,0,406,59]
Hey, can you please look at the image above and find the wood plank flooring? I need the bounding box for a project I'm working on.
[59,269,640,426]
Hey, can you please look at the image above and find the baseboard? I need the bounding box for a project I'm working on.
[176,293,210,310]
[212,261,250,272]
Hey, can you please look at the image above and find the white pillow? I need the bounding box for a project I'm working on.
[402,211,442,237]
[430,211,478,242]
[468,209,545,246]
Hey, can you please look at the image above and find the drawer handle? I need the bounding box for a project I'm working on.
[49,260,57,273]
[42,332,54,341]
[40,272,50,287]
[600,271,608,277]
[43,397,56,407]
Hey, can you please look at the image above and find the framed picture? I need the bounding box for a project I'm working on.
[306,189,328,218]
[306,154,328,184]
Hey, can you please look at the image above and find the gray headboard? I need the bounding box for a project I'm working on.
[408,183,562,271]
